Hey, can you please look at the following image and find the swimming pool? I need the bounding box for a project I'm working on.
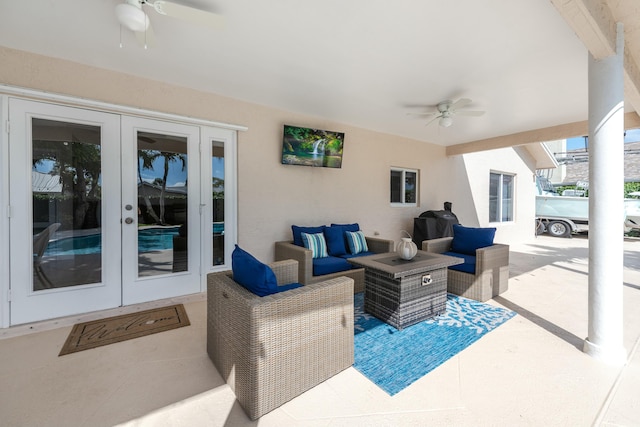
[43,223,225,256]
[44,227,180,256]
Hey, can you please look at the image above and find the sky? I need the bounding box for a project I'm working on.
[566,128,640,150]
[35,154,225,189]
[139,156,225,187]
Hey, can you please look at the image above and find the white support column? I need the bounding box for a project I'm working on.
[583,22,627,365]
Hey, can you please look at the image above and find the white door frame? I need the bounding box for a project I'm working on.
[0,86,245,328]
[200,126,238,281]
[1,96,11,328]
[121,116,202,305]
[7,98,122,325]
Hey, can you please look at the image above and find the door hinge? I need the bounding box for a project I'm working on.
[4,120,9,134]
[7,289,11,302]
[6,205,11,218]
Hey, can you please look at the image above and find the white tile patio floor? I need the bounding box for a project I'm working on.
[1,234,639,427]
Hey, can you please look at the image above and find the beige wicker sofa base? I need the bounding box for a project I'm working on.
[275,236,394,294]
[422,237,509,302]
[207,260,354,420]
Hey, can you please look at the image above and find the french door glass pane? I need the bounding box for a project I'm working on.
[137,132,188,276]
[32,118,102,290]
[212,141,225,266]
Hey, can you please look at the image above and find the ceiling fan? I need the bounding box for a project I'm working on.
[115,0,223,46]
[411,98,486,128]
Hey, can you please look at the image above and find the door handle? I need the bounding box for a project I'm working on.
[124,217,134,224]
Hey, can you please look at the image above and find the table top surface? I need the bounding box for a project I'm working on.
[347,251,463,278]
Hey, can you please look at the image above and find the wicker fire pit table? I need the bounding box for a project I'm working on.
[348,250,462,330]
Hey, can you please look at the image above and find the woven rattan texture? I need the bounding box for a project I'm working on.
[207,259,354,420]
[363,267,447,330]
[422,237,510,302]
[275,235,393,293]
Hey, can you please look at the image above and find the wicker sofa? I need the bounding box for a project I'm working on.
[207,259,354,420]
[422,236,509,302]
[275,235,393,293]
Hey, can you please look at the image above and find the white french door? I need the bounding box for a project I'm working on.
[9,99,122,325]
[7,98,234,325]
[120,116,201,304]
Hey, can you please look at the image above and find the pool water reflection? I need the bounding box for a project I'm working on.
[45,226,181,256]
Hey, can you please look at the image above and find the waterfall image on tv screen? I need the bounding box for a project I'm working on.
[281,125,344,168]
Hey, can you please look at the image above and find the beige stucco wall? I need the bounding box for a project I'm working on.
[1,46,464,261]
[0,46,539,266]
[452,147,538,244]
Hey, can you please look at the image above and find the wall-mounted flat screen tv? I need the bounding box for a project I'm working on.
[281,125,344,168]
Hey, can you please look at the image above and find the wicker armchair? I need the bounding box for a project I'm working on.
[422,237,509,302]
[207,259,354,420]
[275,236,393,293]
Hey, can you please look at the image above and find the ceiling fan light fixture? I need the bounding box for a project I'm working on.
[116,1,149,32]
[439,116,453,127]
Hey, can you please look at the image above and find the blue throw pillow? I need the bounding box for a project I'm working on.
[292,225,325,247]
[301,232,328,258]
[231,245,278,296]
[330,223,360,251]
[324,226,347,256]
[331,223,360,232]
[450,224,496,256]
[345,230,369,254]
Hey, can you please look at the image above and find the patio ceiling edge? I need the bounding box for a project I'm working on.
[445,112,640,157]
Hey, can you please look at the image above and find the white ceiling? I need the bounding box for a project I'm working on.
[0,0,637,147]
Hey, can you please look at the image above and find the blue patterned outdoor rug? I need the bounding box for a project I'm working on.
[353,292,516,395]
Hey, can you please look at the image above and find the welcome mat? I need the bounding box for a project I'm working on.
[59,304,190,356]
[354,292,516,395]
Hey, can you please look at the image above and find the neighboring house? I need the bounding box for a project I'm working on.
[32,171,63,232]
[543,140,640,184]
[32,171,62,193]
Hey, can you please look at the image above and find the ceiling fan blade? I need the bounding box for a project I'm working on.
[456,110,486,117]
[151,1,224,29]
[450,98,472,111]
[424,115,441,126]
[407,111,439,117]
[134,22,156,48]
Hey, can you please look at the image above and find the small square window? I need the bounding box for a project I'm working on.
[391,167,418,206]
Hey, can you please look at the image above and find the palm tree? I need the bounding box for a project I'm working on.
[138,149,162,224]
[137,150,186,225]
[33,138,101,229]
[158,153,186,224]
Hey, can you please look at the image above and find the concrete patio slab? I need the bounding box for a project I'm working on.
[0,234,638,426]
